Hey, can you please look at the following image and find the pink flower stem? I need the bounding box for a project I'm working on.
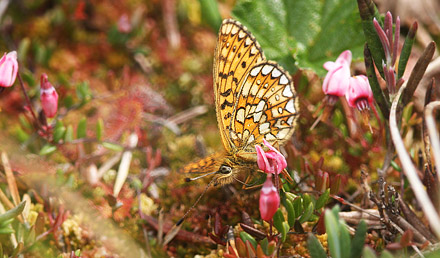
[17,73,42,130]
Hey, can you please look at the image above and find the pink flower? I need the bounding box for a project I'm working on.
[259,174,280,222]
[346,75,374,111]
[322,50,352,103]
[0,51,18,88]
[255,139,287,174]
[40,74,59,118]
[118,14,132,33]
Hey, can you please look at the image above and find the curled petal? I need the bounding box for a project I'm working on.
[0,51,18,88]
[256,144,271,173]
[335,50,352,66]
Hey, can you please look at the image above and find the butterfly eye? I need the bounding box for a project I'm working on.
[218,165,232,174]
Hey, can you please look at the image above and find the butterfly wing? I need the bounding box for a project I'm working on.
[230,61,299,153]
[214,19,265,153]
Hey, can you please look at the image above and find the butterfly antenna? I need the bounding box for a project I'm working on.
[184,170,218,182]
[234,177,256,188]
[176,178,215,226]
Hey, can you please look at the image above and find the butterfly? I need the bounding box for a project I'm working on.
[180,19,299,187]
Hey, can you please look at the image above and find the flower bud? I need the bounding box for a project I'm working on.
[259,174,280,221]
[40,74,59,118]
[0,51,18,88]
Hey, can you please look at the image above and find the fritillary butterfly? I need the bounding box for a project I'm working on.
[180,19,299,187]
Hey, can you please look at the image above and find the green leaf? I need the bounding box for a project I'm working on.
[0,227,14,234]
[76,81,92,102]
[15,127,30,143]
[96,118,104,142]
[380,250,394,258]
[39,144,57,156]
[53,120,66,142]
[363,44,390,118]
[362,246,378,258]
[0,201,26,224]
[397,22,417,80]
[357,0,385,77]
[280,221,289,242]
[260,238,269,255]
[350,220,367,258]
[284,198,296,227]
[299,202,314,223]
[308,234,327,258]
[76,117,87,139]
[325,208,341,258]
[199,0,222,30]
[302,193,313,210]
[316,188,330,210]
[21,69,37,87]
[273,208,285,233]
[102,142,124,152]
[340,220,351,258]
[19,114,32,130]
[293,197,303,219]
[239,231,257,250]
[65,125,73,142]
[232,0,365,76]
[0,218,14,228]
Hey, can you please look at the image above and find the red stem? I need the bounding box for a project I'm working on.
[17,72,43,130]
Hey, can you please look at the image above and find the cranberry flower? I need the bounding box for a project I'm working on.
[346,75,374,111]
[259,174,280,222]
[255,139,287,174]
[40,74,59,118]
[322,50,352,105]
[0,51,18,88]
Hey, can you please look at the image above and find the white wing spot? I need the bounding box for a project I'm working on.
[231,26,239,35]
[264,83,269,88]
[278,107,283,114]
[253,100,266,122]
[250,66,262,77]
[282,85,293,97]
[259,122,270,134]
[250,46,258,55]
[272,68,282,78]
[271,108,278,117]
[285,99,296,113]
[277,128,290,139]
[238,30,246,39]
[262,65,273,75]
[287,116,294,125]
[245,37,253,47]
[236,108,245,123]
[243,129,250,139]
[256,79,261,85]
[247,134,255,144]
[255,100,265,113]
[264,133,276,141]
[275,94,280,101]
[280,75,289,85]
[226,24,233,34]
